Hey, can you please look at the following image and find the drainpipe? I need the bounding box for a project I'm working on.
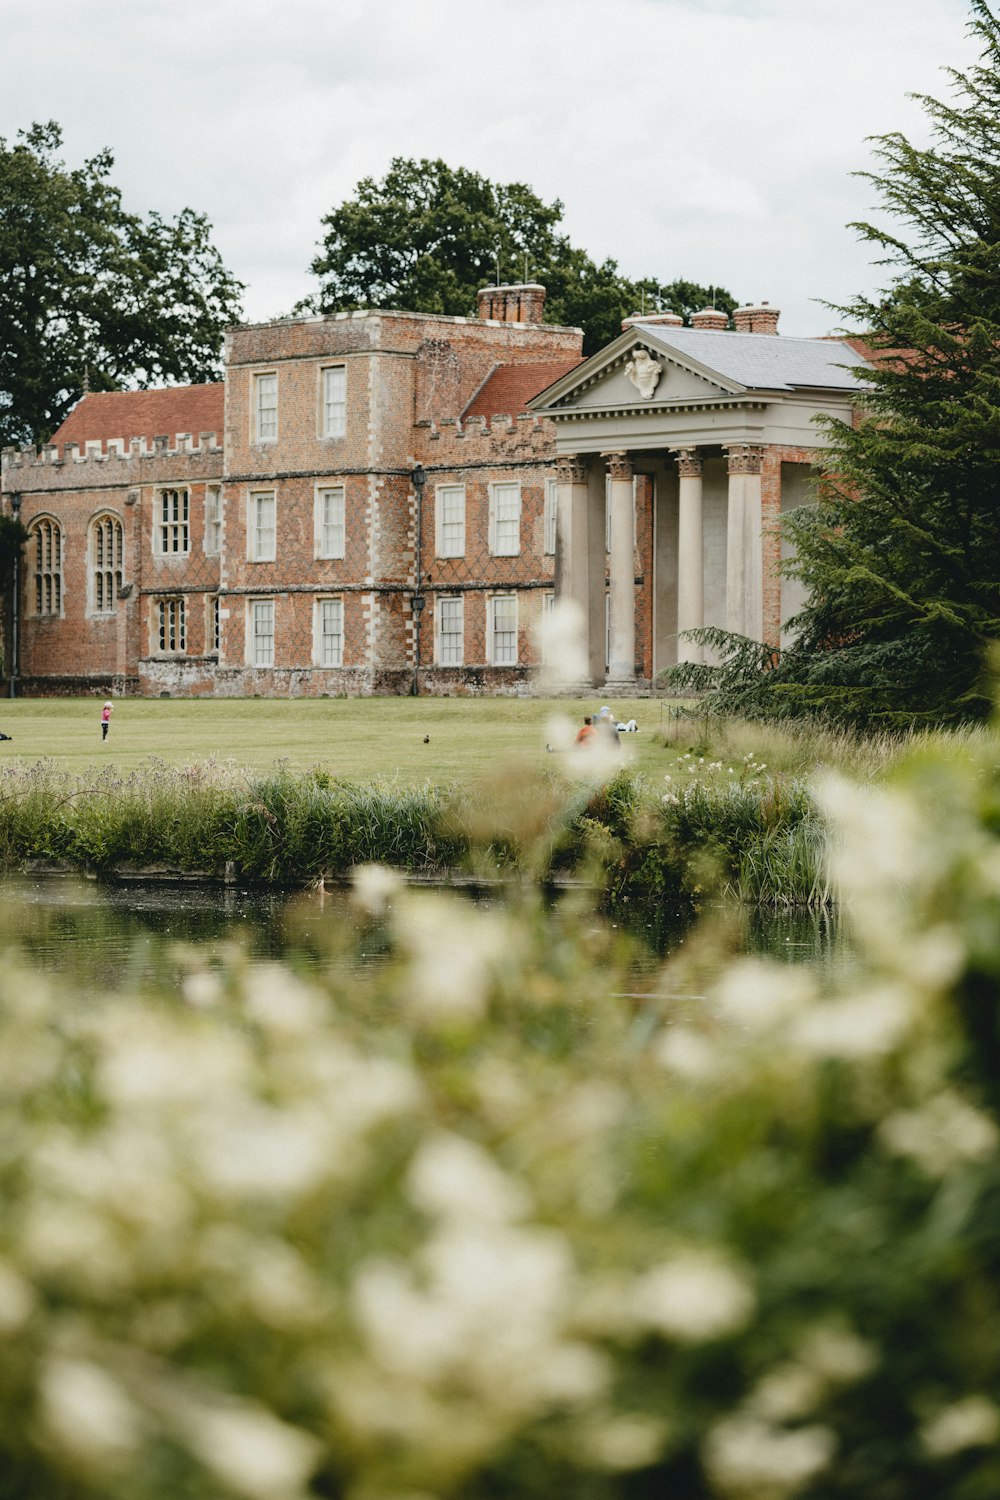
[410,464,426,697]
[8,492,20,698]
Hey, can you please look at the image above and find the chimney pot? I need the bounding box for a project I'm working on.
[622,310,684,331]
[690,306,729,331]
[732,302,781,335]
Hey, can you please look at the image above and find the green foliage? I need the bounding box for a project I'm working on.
[667,2,1000,727]
[3,721,1000,1497]
[0,122,244,447]
[304,157,736,355]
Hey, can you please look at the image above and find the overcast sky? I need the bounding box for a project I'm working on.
[2,0,981,337]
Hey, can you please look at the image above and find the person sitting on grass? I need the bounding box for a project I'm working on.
[574,715,598,747]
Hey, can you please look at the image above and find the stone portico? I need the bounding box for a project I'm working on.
[529,306,869,689]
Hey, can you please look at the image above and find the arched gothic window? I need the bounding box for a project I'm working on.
[91,514,123,614]
[30,518,62,616]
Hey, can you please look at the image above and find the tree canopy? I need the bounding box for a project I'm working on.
[305,157,736,354]
[670,0,1000,728]
[0,122,244,449]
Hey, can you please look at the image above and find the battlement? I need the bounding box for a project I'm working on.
[1,432,223,486]
[418,410,555,466]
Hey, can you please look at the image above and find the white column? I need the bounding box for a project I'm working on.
[724,444,765,639]
[554,454,594,676]
[604,451,635,685]
[673,447,704,664]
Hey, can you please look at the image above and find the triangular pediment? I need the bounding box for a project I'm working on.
[528,327,746,415]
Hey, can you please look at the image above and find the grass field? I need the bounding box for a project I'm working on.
[0,695,672,783]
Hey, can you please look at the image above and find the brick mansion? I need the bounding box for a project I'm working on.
[0,284,869,697]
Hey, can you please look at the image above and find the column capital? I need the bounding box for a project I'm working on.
[602,450,633,481]
[672,446,703,478]
[724,443,765,476]
[555,454,589,485]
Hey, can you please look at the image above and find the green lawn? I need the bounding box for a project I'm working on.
[0,695,676,783]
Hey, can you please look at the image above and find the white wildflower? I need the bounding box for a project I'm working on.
[242,964,326,1034]
[535,598,589,690]
[41,1358,143,1467]
[0,1259,34,1333]
[715,959,812,1032]
[798,1324,876,1384]
[748,1363,826,1421]
[921,1395,1000,1457]
[704,1415,835,1497]
[98,1012,250,1107]
[790,983,913,1059]
[181,969,223,1008]
[654,1025,719,1082]
[879,1091,999,1176]
[407,1132,530,1224]
[580,1414,668,1471]
[393,895,509,1023]
[175,1399,321,1500]
[351,862,402,916]
[632,1249,755,1343]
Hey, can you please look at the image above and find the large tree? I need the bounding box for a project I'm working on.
[305,157,736,354]
[671,1,1000,728]
[0,122,244,448]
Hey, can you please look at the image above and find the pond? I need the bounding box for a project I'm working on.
[0,873,855,996]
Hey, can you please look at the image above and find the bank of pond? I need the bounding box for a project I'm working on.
[0,749,831,915]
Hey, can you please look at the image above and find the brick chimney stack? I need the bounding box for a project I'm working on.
[690,307,729,331]
[477,283,546,324]
[732,302,780,335]
[621,310,684,331]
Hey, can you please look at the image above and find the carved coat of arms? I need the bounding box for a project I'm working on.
[624,347,664,399]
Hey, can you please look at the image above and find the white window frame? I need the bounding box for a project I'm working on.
[488,594,518,666]
[90,513,123,615]
[207,594,221,655]
[30,517,62,617]
[155,596,186,655]
[544,476,557,556]
[204,485,222,556]
[156,488,189,555]
[249,599,275,668]
[315,485,346,559]
[254,373,278,442]
[320,366,346,438]
[489,482,521,557]
[249,491,276,563]
[435,484,466,558]
[315,597,344,667]
[435,595,464,666]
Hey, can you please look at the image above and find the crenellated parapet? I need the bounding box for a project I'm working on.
[1,432,224,496]
[418,411,555,468]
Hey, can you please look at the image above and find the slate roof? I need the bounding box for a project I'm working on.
[463,359,583,419]
[50,384,225,451]
[630,324,871,392]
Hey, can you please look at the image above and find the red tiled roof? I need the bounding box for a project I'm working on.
[463,359,583,419]
[50,384,224,451]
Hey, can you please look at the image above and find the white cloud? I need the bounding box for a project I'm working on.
[1,0,980,332]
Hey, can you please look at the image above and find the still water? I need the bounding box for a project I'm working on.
[0,873,852,995]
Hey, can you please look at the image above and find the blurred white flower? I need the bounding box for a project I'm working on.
[407,1132,530,1224]
[798,1324,876,1384]
[193,1104,342,1201]
[173,1398,321,1500]
[704,1415,834,1496]
[654,1025,719,1082]
[790,984,913,1059]
[242,965,325,1035]
[632,1250,755,1343]
[579,1414,668,1471]
[715,959,812,1032]
[352,862,402,916]
[98,1012,250,1108]
[0,1259,34,1333]
[921,1395,1000,1457]
[748,1363,826,1422]
[535,598,589,691]
[879,1091,999,1176]
[393,896,509,1023]
[41,1358,142,1467]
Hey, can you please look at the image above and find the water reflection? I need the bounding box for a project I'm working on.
[0,874,852,993]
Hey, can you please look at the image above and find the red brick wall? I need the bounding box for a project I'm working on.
[761,444,819,646]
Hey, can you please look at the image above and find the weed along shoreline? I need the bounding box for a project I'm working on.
[0,750,835,913]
